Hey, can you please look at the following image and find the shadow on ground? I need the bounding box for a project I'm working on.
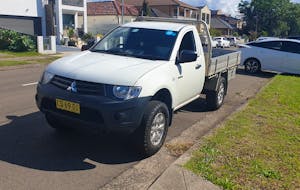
[236,68,276,78]
[0,112,143,172]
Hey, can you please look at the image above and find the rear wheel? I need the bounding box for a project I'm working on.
[206,77,227,110]
[244,58,261,73]
[133,101,169,157]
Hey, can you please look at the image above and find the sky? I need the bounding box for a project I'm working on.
[182,0,300,16]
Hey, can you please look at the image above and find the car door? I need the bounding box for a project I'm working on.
[173,30,205,106]
[252,41,285,72]
[281,41,300,74]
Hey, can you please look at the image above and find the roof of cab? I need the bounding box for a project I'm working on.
[122,21,188,31]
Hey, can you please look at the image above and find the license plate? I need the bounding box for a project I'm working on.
[56,98,80,114]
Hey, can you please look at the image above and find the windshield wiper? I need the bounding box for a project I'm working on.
[135,54,167,61]
[91,49,132,57]
[90,49,106,53]
[91,49,165,61]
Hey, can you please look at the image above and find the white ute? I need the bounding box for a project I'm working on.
[36,17,241,156]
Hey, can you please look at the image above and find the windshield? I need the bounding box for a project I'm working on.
[91,27,178,61]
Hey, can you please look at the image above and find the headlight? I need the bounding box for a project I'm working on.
[40,71,54,84]
[113,86,142,100]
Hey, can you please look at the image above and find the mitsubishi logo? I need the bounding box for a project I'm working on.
[67,81,77,92]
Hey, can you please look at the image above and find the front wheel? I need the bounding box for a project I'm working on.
[133,101,169,157]
[206,77,227,110]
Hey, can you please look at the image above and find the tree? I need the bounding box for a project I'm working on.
[239,0,300,37]
[210,28,222,37]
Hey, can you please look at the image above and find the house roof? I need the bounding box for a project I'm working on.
[87,1,139,16]
[124,0,198,10]
[197,5,208,9]
[150,7,171,17]
[211,9,223,16]
[211,17,233,29]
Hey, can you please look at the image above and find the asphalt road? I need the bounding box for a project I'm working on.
[0,65,274,190]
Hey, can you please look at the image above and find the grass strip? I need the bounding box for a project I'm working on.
[0,50,40,57]
[185,75,300,190]
[0,56,60,67]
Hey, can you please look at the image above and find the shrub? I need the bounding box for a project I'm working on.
[0,29,36,52]
[8,35,35,52]
[0,29,17,50]
[81,32,94,43]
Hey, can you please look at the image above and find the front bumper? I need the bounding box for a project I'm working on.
[36,83,150,133]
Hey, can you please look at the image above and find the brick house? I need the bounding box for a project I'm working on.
[125,0,199,20]
[82,1,138,35]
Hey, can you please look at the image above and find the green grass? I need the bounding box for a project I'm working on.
[0,50,40,57]
[0,56,60,67]
[185,75,300,190]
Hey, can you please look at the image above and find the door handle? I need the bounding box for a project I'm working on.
[195,64,202,69]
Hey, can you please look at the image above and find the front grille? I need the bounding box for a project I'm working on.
[51,75,105,96]
[42,98,104,124]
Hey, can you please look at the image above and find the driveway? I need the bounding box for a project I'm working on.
[0,66,274,190]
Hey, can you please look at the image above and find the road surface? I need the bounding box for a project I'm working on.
[0,65,274,189]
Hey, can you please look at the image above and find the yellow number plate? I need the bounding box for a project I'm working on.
[56,99,80,114]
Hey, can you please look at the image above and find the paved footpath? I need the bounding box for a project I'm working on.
[0,64,274,190]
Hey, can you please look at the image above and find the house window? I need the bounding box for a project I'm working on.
[62,0,83,7]
[174,8,178,16]
[206,15,210,24]
[63,14,75,29]
[179,8,184,17]
[202,13,206,21]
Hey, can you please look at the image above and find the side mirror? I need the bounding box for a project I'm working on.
[178,50,197,63]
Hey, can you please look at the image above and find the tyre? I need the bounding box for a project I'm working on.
[244,58,261,73]
[206,77,227,110]
[45,113,68,130]
[133,101,169,157]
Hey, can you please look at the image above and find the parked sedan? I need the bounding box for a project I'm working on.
[213,37,230,48]
[240,39,300,74]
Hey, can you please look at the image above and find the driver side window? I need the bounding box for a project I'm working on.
[179,31,196,53]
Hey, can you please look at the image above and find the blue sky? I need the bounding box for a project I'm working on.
[182,0,300,16]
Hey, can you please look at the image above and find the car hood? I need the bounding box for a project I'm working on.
[46,51,165,86]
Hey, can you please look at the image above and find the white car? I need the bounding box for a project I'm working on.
[240,39,300,74]
[227,37,238,47]
[211,38,218,48]
[213,37,230,48]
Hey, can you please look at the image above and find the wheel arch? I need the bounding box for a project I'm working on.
[244,57,261,66]
[151,88,173,126]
